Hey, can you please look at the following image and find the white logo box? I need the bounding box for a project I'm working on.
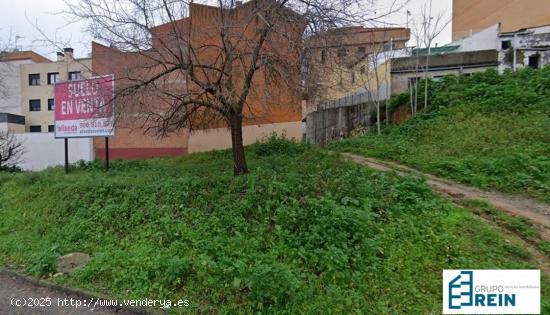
[443,269,540,314]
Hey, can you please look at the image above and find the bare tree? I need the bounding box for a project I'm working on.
[0,131,24,169]
[0,30,16,99]
[410,0,450,111]
[359,32,398,135]
[57,0,404,175]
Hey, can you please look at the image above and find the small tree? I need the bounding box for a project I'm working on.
[409,0,450,111]
[359,32,398,135]
[0,131,24,169]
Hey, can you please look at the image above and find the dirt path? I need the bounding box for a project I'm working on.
[343,153,550,240]
[0,271,138,315]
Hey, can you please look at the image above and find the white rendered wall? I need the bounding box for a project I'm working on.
[454,24,500,52]
[14,133,94,171]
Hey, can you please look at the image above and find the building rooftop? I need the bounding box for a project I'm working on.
[0,50,51,63]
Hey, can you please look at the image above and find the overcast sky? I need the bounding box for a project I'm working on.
[0,0,452,60]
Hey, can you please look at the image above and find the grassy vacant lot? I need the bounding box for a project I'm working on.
[331,68,550,203]
[0,138,548,313]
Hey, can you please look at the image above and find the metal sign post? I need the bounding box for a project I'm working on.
[105,137,109,170]
[64,138,69,173]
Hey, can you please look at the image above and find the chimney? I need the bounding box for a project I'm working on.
[56,52,64,61]
[63,47,74,60]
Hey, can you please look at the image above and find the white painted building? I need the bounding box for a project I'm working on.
[450,23,550,72]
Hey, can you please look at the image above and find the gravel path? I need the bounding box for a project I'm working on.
[343,153,550,240]
[0,272,137,315]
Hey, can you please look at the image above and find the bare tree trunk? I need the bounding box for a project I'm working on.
[409,81,414,115]
[385,99,389,126]
[414,78,418,114]
[376,101,381,135]
[229,113,248,175]
[414,57,419,115]
[424,53,430,110]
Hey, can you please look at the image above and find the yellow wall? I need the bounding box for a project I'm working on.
[317,57,391,102]
[0,122,25,133]
[453,0,550,40]
[20,57,92,133]
[188,121,302,153]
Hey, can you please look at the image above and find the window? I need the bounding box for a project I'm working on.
[337,47,348,58]
[29,99,41,111]
[357,46,366,55]
[68,71,81,81]
[28,73,40,86]
[351,71,356,84]
[29,125,42,133]
[528,54,540,69]
[167,30,177,40]
[48,125,55,132]
[320,50,326,64]
[47,72,60,85]
[48,98,55,111]
[501,40,511,50]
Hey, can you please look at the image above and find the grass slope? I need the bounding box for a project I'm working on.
[331,68,550,202]
[0,138,548,313]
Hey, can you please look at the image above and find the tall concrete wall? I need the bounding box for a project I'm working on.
[453,0,550,40]
[305,102,375,146]
[14,133,94,171]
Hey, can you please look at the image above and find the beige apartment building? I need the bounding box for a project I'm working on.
[20,48,91,133]
[453,0,550,40]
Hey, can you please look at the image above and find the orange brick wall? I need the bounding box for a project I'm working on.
[92,42,189,160]
[91,1,304,159]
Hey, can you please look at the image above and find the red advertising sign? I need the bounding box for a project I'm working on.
[54,74,115,138]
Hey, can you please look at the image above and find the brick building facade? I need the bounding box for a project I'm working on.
[92,0,304,159]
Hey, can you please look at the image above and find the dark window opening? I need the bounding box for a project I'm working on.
[28,73,40,86]
[29,99,41,111]
[48,125,55,132]
[47,72,59,85]
[30,125,42,133]
[351,71,356,84]
[167,30,177,40]
[337,47,348,58]
[320,49,326,64]
[357,46,366,55]
[68,71,81,81]
[528,54,540,69]
[501,40,512,50]
[48,98,55,111]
